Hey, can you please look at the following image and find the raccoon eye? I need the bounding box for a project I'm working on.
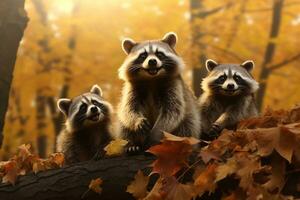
[217,75,226,82]
[79,103,87,112]
[138,52,148,61]
[156,52,165,59]
[234,75,242,82]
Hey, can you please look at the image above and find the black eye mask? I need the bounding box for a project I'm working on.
[214,74,227,84]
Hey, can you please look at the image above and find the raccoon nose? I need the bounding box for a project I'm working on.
[148,59,157,67]
[227,84,235,90]
[90,106,98,114]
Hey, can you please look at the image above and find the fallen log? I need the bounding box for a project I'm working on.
[0,155,156,200]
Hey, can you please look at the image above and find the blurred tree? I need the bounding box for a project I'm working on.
[0,0,28,148]
[257,0,300,111]
[190,0,233,97]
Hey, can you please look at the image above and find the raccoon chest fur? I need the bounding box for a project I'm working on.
[133,79,172,126]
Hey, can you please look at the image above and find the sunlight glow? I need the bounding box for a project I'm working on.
[53,0,74,15]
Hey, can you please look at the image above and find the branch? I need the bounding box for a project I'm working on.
[204,43,244,61]
[269,53,300,70]
[195,2,234,19]
[0,155,156,200]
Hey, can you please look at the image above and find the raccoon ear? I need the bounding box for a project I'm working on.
[122,38,136,55]
[241,60,255,72]
[205,59,218,72]
[57,98,71,116]
[90,84,103,97]
[162,32,177,48]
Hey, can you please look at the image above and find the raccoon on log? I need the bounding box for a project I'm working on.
[199,59,259,140]
[117,32,201,153]
[56,85,113,164]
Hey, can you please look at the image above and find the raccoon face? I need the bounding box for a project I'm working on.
[57,85,112,131]
[119,32,185,81]
[202,59,259,97]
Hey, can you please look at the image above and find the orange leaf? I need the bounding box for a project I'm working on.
[194,164,217,196]
[89,178,103,194]
[147,132,198,177]
[2,161,18,185]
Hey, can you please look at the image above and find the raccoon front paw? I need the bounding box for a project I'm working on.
[126,145,142,155]
[208,124,222,139]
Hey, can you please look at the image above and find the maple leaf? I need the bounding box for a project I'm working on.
[246,123,300,162]
[2,161,19,185]
[193,163,217,196]
[89,178,103,194]
[104,139,128,156]
[126,170,149,199]
[147,132,198,177]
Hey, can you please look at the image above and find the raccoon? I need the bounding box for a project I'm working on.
[199,59,259,140]
[117,32,201,153]
[56,85,113,164]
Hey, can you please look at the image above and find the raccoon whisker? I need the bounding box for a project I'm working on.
[128,65,141,73]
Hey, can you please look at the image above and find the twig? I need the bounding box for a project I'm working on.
[269,53,300,70]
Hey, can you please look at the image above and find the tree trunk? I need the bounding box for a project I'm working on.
[0,0,28,147]
[36,90,48,158]
[256,0,284,111]
[0,155,155,200]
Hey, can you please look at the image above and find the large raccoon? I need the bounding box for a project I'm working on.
[56,85,113,164]
[199,59,259,140]
[117,32,201,153]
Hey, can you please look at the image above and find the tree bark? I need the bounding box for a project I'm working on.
[0,155,155,200]
[256,0,284,111]
[0,0,28,147]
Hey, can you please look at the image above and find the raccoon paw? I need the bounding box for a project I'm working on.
[208,124,222,139]
[126,145,142,155]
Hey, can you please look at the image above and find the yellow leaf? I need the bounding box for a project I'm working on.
[104,139,128,156]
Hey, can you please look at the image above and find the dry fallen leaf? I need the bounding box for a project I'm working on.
[104,139,128,156]
[2,161,19,185]
[215,157,237,182]
[89,178,103,194]
[194,163,217,196]
[126,170,149,199]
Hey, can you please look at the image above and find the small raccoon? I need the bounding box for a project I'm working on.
[56,85,113,164]
[117,32,201,153]
[199,59,259,140]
